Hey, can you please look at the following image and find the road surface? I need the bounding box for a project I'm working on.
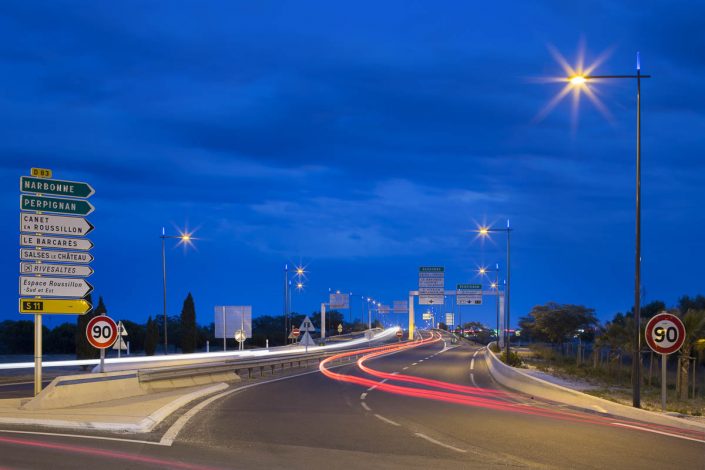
[0,332,702,469]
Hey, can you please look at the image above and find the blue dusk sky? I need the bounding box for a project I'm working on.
[1,1,703,329]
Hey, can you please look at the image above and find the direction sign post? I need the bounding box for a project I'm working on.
[19,298,92,315]
[20,213,94,236]
[645,312,686,411]
[20,195,95,216]
[86,315,118,373]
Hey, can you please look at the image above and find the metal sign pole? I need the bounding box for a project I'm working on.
[34,313,42,396]
[222,306,226,352]
[661,354,667,411]
[100,313,106,373]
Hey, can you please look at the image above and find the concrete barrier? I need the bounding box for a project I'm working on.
[22,368,241,410]
[484,344,705,433]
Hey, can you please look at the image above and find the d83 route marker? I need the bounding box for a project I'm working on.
[19,298,92,315]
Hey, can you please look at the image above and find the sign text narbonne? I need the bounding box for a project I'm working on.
[20,176,95,198]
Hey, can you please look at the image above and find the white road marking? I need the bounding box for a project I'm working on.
[610,423,705,444]
[592,405,608,413]
[402,366,409,370]
[360,393,367,400]
[470,373,478,387]
[412,363,418,366]
[391,372,399,375]
[367,386,378,392]
[470,358,475,370]
[0,429,166,446]
[374,414,401,426]
[472,350,479,358]
[361,402,372,412]
[419,360,424,363]
[414,433,467,453]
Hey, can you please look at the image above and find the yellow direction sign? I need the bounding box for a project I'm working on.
[31,168,52,179]
[19,298,92,315]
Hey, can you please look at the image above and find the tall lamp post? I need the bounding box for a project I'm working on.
[284,264,306,344]
[555,53,650,408]
[160,227,193,355]
[479,263,501,342]
[477,220,512,361]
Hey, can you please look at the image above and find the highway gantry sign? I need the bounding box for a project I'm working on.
[645,312,686,355]
[457,283,483,305]
[86,316,118,349]
[20,176,95,198]
[419,266,444,305]
[20,213,94,236]
[20,248,94,264]
[20,234,93,251]
[19,298,92,315]
[19,276,93,298]
[20,194,95,216]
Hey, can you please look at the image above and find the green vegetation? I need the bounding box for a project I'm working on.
[144,316,158,356]
[179,293,197,354]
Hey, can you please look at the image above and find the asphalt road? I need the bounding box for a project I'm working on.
[0,332,703,469]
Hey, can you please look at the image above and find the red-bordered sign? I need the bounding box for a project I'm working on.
[291,327,300,338]
[396,330,403,338]
[85,315,118,349]
[645,313,685,355]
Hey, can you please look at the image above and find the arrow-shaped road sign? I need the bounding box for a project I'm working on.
[20,176,95,198]
[19,298,92,315]
[20,195,95,216]
[20,234,93,251]
[20,248,93,264]
[19,276,93,298]
[20,262,93,277]
[20,213,94,236]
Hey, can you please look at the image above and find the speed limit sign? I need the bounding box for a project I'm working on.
[86,315,118,349]
[645,312,685,355]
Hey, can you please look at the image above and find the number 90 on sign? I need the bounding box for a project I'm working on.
[645,313,685,356]
[85,316,118,349]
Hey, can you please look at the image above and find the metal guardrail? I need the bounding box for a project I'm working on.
[137,343,380,383]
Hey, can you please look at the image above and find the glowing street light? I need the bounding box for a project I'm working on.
[476,221,512,361]
[161,226,196,355]
[545,49,651,408]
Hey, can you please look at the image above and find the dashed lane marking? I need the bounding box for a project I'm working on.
[374,414,401,427]
[361,402,372,412]
[470,358,475,370]
[360,393,367,400]
[470,373,478,387]
[414,433,467,453]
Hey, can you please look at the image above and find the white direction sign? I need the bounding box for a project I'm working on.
[457,284,483,305]
[299,316,316,332]
[20,262,93,277]
[20,248,93,264]
[393,300,408,313]
[20,213,94,236]
[445,313,455,326]
[419,266,444,305]
[214,306,252,339]
[19,276,93,298]
[422,312,433,320]
[20,234,93,251]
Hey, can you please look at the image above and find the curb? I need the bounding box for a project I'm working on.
[484,345,705,433]
[0,382,229,433]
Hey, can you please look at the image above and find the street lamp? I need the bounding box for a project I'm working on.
[553,52,651,408]
[160,227,194,355]
[478,263,501,342]
[477,220,512,361]
[284,264,306,344]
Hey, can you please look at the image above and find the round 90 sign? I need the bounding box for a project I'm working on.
[86,315,118,349]
[645,312,685,355]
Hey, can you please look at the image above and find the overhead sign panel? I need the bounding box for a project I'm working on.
[20,213,94,236]
[419,266,444,305]
[19,276,93,298]
[329,293,350,309]
[20,234,93,251]
[19,298,92,315]
[20,262,93,277]
[393,300,408,313]
[422,312,433,320]
[20,195,94,216]
[445,313,455,326]
[457,283,483,305]
[20,248,93,264]
[20,176,95,198]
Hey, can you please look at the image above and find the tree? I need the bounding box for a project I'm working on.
[524,303,598,346]
[677,309,705,399]
[45,322,76,354]
[0,320,34,354]
[145,316,158,356]
[180,293,197,353]
[76,294,101,360]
